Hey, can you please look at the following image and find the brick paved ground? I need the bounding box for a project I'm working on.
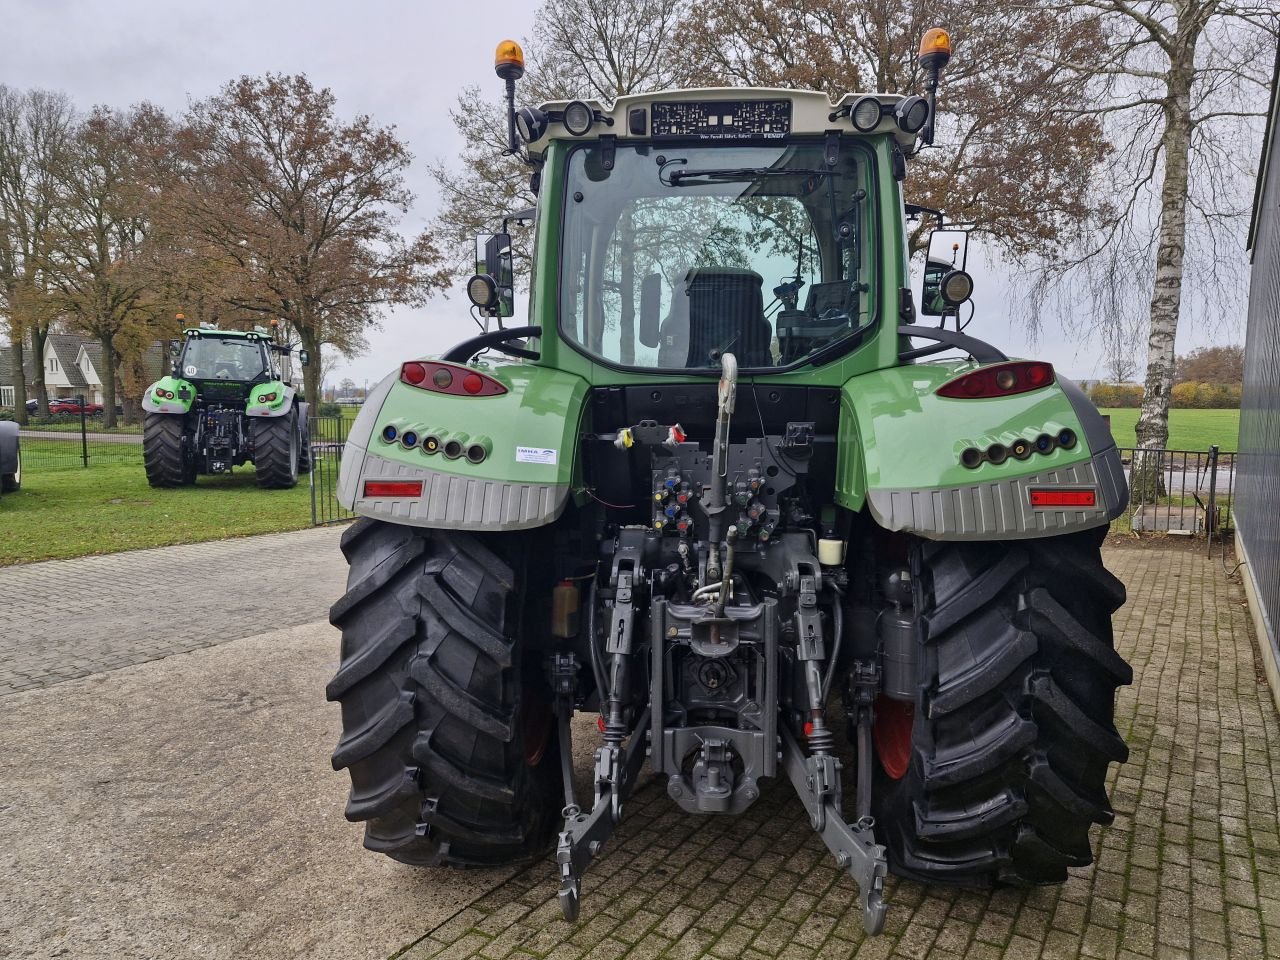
[393,545,1280,960]
[0,526,346,693]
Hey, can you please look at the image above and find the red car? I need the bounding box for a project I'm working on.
[47,399,104,415]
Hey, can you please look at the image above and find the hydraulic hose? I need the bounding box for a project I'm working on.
[585,580,608,707]
[821,584,845,704]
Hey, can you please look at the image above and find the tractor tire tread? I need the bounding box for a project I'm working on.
[874,529,1131,888]
[143,414,190,487]
[328,520,559,868]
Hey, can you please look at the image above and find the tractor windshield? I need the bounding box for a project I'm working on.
[181,337,269,382]
[560,140,875,370]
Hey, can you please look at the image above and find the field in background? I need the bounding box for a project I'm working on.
[1100,408,1240,451]
[0,464,312,565]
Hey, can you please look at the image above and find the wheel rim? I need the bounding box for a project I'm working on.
[522,695,553,767]
[873,695,914,780]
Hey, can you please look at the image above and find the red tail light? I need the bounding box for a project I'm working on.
[1029,489,1096,508]
[363,480,424,498]
[937,361,1055,399]
[400,361,506,397]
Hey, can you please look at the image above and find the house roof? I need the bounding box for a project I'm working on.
[46,334,88,389]
[0,343,35,388]
[80,341,104,374]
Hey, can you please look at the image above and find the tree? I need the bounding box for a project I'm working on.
[170,74,448,407]
[429,0,695,276]
[1026,1,1274,457]
[1175,343,1244,384]
[678,0,1111,256]
[42,105,168,428]
[0,87,75,422]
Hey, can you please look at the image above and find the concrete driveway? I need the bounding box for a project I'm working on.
[1,529,1277,959]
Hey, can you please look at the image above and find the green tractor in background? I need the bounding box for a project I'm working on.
[142,324,311,488]
[327,31,1132,935]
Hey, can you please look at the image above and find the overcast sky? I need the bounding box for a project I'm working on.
[5,0,1250,385]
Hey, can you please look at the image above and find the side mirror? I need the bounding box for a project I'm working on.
[467,232,514,319]
[920,228,974,317]
[299,350,310,367]
[639,273,662,348]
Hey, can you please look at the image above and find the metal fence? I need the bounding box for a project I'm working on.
[14,402,144,470]
[309,415,353,526]
[1114,446,1235,550]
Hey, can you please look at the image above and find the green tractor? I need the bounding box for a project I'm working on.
[328,31,1131,935]
[142,324,311,488]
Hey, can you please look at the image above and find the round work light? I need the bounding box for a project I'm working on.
[563,100,594,136]
[895,95,930,134]
[850,97,882,132]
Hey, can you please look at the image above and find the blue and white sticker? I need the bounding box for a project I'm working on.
[515,446,558,465]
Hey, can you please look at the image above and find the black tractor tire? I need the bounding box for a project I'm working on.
[1,438,19,493]
[872,526,1132,887]
[327,519,562,867]
[297,406,312,473]
[143,414,194,488]
[254,408,300,489]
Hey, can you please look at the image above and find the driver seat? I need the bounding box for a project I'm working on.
[657,268,773,368]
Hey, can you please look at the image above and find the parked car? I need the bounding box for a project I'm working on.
[24,398,38,414]
[47,399,103,415]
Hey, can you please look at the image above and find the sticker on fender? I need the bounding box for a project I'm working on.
[516,446,558,465]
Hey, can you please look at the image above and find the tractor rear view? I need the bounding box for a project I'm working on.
[326,31,1132,935]
[142,324,311,488]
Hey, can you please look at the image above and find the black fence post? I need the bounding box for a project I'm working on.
[78,393,88,468]
[1207,444,1220,554]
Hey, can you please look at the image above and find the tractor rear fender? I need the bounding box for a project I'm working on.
[835,362,1127,540]
[141,376,195,415]
[245,381,296,419]
[338,362,590,531]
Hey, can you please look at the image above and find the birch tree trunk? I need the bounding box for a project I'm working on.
[1131,53,1197,504]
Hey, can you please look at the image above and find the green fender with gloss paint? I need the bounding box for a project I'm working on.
[834,360,1094,510]
[352,361,589,486]
[141,375,195,415]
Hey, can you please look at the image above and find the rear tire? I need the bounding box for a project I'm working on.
[873,527,1132,886]
[143,414,192,488]
[1,438,19,493]
[254,409,299,488]
[327,519,562,867]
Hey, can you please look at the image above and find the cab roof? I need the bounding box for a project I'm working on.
[527,87,919,157]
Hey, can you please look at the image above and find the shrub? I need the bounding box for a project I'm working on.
[316,401,343,418]
[1088,383,1143,408]
[0,408,13,421]
[1171,381,1240,409]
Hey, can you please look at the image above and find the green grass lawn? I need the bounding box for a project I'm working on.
[0,463,315,565]
[1099,408,1240,452]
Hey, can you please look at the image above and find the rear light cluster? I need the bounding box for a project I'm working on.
[960,429,1076,469]
[379,423,490,464]
[400,361,506,397]
[155,388,176,400]
[255,391,278,403]
[937,361,1055,399]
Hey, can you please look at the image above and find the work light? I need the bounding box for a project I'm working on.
[850,97,882,132]
[895,96,930,134]
[563,100,594,136]
[516,106,549,144]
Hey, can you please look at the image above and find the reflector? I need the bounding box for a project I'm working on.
[364,480,423,498]
[1029,489,1097,508]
